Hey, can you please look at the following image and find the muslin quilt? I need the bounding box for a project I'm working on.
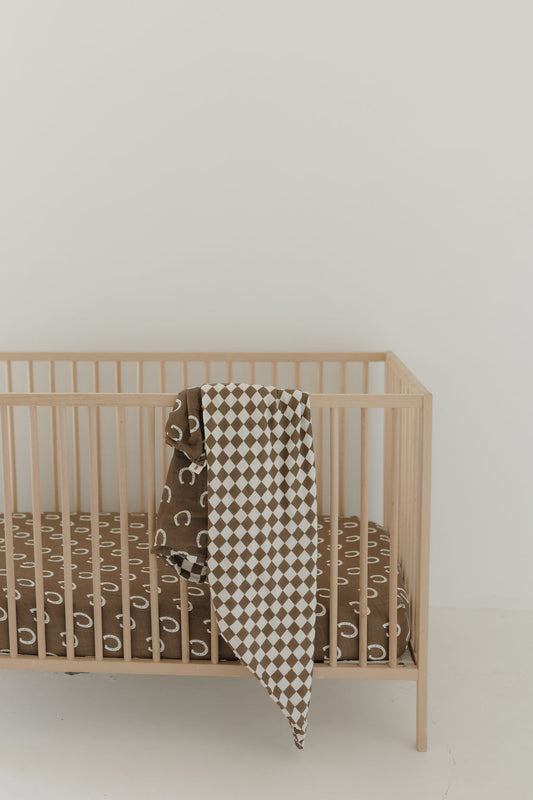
[154,383,318,748]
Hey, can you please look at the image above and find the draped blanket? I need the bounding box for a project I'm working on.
[154,383,318,748]
[154,388,208,582]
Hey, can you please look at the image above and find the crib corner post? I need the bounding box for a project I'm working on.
[416,670,428,752]
[416,391,432,752]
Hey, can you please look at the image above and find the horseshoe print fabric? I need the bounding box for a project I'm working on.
[201,383,318,749]
[154,388,209,583]
[0,512,410,663]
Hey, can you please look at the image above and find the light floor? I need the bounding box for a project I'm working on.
[0,608,531,800]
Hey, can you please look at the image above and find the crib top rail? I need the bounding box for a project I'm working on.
[0,351,388,363]
[0,392,425,408]
[0,351,431,397]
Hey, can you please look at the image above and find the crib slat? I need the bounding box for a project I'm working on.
[137,361,145,513]
[160,362,167,486]
[115,360,122,392]
[329,407,339,667]
[29,406,46,658]
[204,361,209,384]
[317,362,323,515]
[294,361,300,389]
[339,362,346,515]
[0,405,18,656]
[27,360,34,392]
[362,361,369,395]
[226,360,232,382]
[70,362,81,511]
[383,361,393,530]
[411,405,422,650]
[147,406,160,661]
[181,361,188,388]
[399,382,408,589]
[116,406,132,661]
[359,403,369,667]
[416,395,432,751]
[180,578,190,663]
[49,362,59,511]
[88,405,103,660]
[210,602,219,664]
[5,362,18,512]
[271,361,277,385]
[58,406,75,660]
[249,361,255,383]
[93,362,103,509]
[389,408,400,667]
[406,407,414,613]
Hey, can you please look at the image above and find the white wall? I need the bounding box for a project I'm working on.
[1,2,531,609]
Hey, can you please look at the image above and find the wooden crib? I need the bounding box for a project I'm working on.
[0,351,432,750]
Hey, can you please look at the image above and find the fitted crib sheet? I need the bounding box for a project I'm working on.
[0,512,410,662]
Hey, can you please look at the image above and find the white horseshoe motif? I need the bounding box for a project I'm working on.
[18,627,36,645]
[60,631,79,648]
[130,595,149,609]
[87,593,106,607]
[73,612,93,628]
[196,530,208,548]
[174,510,191,527]
[339,622,358,638]
[162,485,172,503]
[45,591,63,604]
[348,600,371,616]
[179,468,195,486]
[30,608,50,624]
[170,424,183,441]
[368,644,387,660]
[188,415,200,433]
[103,635,122,652]
[190,639,208,657]
[323,644,342,661]
[160,616,180,633]
[116,613,136,630]
[383,622,401,638]
[147,636,165,654]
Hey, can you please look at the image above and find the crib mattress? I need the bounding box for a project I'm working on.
[0,512,410,663]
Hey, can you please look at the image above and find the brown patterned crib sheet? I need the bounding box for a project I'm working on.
[0,512,410,662]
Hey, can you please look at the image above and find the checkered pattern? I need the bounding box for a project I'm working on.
[160,551,208,583]
[201,383,318,749]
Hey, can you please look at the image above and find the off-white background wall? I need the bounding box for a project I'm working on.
[0,2,531,609]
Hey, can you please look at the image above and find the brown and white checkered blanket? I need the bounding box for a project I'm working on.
[154,383,318,749]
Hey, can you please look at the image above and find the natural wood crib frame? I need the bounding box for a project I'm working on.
[0,351,432,750]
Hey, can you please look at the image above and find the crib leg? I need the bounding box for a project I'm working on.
[416,671,428,751]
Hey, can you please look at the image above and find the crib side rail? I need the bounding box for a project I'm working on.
[0,351,388,518]
[0,387,429,677]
